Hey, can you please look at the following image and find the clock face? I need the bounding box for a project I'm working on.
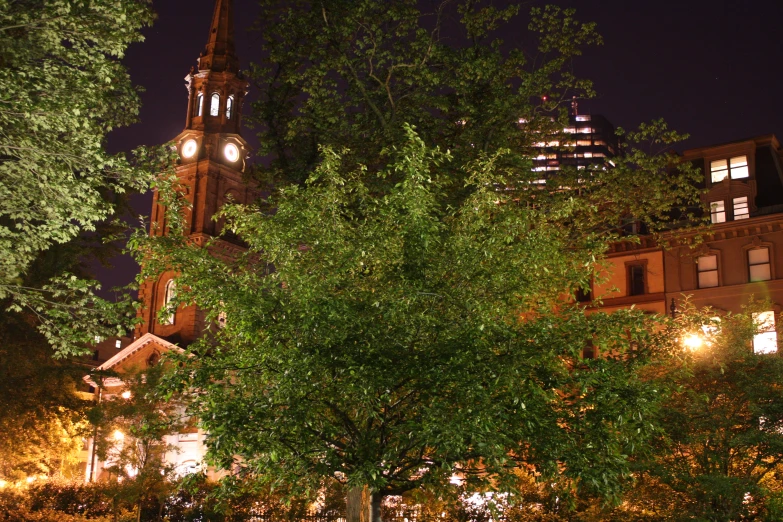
[181,139,198,159]
[224,143,240,163]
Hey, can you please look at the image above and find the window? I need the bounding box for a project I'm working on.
[196,93,203,117]
[749,247,771,282]
[575,286,592,303]
[582,343,596,360]
[226,95,234,119]
[753,311,777,354]
[733,196,749,219]
[697,255,719,288]
[710,155,749,183]
[730,155,749,179]
[210,93,220,117]
[628,264,646,296]
[163,279,176,325]
[710,201,726,224]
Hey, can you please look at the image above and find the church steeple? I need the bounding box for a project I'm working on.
[198,0,239,74]
[136,0,255,346]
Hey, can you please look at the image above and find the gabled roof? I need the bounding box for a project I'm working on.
[83,333,183,387]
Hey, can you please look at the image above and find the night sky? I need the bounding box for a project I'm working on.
[96,0,783,294]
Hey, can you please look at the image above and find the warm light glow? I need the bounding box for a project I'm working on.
[113,430,125,441]
[224,143,240,162]
[683,333,704,351]
[25,476,35,484]
[121,391,132,400]
[181,139,198,159]
[0,480,6,488]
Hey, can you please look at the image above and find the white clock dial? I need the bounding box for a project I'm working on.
[181,139,198,159]
[224,143,240,162]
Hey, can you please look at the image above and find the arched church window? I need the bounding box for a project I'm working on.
[163,279,176,325]
[210,93,220,117]
[226,95,234,120]
[196,93,204,117]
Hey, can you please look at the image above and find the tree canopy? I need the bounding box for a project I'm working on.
[0,0,155,287]
[137,1,702,520]
[0,0,161,353]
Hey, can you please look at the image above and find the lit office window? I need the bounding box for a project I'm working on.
[697,255,719,288]
[710,201,726,224]
[711,155,748,182]
[733,196,749,219]
[748,247,771,282]
[710,159,728,182]
[730,155,749,179]
[753,311,778,354]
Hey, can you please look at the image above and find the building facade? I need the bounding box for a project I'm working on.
[588,134,783,355]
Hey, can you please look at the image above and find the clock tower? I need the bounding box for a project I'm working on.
[136,0,254,345]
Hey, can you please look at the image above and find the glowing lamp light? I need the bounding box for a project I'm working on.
[26,476,35,484]
[224,143,240,162]
[113,430,125,441]
[683,333,704,351]
[0,480,6,488]
[121,391,132,400]
[181,139,198,159]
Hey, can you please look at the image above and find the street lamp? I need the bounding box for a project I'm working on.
[683,333,704,351]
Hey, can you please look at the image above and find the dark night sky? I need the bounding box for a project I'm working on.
[96,0,783,293]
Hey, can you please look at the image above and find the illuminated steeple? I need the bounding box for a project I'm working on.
[136,0,254,346]
[198,0,239,74]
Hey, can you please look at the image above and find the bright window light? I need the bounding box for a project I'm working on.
[697,255,718,288]
[753,311,778,354]
[749,247,771,282]
[710,201,726,224]
[733,196,749,219]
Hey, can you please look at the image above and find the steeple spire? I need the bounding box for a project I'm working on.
[198,0,239,73]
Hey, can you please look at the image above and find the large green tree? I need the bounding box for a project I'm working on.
[144,131,695,520]
[0,0,164,357]
[137,2,702,520]
[0,0,155,286]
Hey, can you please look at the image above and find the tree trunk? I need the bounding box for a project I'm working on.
[346,486,382,522]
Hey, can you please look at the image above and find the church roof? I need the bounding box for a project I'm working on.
[82,333,183,387]
[198,0,239,73]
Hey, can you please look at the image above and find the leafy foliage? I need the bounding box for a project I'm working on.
[636,302,783,521]
[139,123,694,515]
[249,0,601,189]
[0,0,156,284]
[89,364,185,519]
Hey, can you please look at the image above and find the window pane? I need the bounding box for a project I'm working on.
[698,255,717,271]
[750,264,772,282]
[711,159,728,170]
[698,271,719,288]
[748,247,770,265]
[754,331,778,354]
[629,265,645,296]
[730,155,748,168]
[731,165,749,179]
[210,93,220,116]
[753,311,777,354]
[733,196,749,219]
[710,201,726,223]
